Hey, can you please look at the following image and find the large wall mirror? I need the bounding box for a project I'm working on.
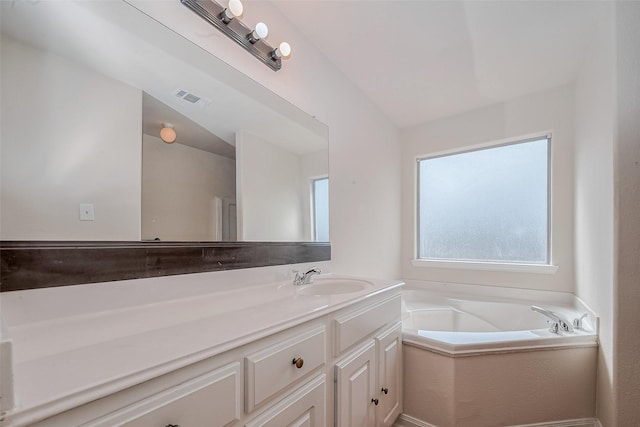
[0,1,329,291]
[0,0,328,243]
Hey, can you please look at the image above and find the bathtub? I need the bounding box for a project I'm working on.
[401,284,598,356]
[400,282,600,427]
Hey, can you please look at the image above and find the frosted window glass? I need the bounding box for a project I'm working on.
[313,178,329,242]
[418,138,549,263]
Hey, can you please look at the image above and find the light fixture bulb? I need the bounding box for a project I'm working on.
[228,0,243,17]
[160,124,176,144]
[249,22,268,43]
[278,41,291,58]
[221,0,243,22]
[271,41,292,60]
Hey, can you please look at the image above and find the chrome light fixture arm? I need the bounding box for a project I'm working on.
[181,0,288,71]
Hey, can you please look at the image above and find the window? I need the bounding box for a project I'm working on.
[417,136,550,265]
[312,177,329,241]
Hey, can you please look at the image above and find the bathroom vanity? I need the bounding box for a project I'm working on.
[0,273,403,427]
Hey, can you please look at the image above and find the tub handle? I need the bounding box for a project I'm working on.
[573,313,589,330]
[381,387,389,394]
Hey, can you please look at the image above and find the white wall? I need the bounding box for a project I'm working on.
[573,3,616,425]
[614,2,640,425]
[400,85,575,292]
[0,36,142,240]
[128,0,402,278]
[141,135,236,241]
[236,130,306,241]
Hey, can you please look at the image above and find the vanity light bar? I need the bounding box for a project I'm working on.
[181,0,284,71]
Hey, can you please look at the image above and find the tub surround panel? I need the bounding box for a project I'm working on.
[0,241,330,292]
[403,346,597,427]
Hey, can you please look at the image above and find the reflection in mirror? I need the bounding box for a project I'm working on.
[0,0,328,243]
[141,93,237,241]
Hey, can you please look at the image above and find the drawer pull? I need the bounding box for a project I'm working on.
[371,398,379,406]
[292,357,304,369]
[165,424,181,427]
[381,387,389,394]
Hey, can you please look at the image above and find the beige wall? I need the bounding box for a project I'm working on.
[141,134,236,241]
[573,3,616,425]
[236,130,307,241]
[0,36,142,240]
[614,2,640,425]
[400,85,576,292]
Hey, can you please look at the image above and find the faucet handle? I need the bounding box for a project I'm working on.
[292,270,303,285]
[573,313,589,330]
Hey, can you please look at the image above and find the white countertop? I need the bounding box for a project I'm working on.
[2,273,403,425]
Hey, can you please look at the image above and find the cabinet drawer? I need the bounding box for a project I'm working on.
[245,375,326,427]
[334,295,401,356]
[245,326,325,412]
[84,362,241,427]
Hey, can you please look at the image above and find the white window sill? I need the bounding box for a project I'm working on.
[411,259,559,274]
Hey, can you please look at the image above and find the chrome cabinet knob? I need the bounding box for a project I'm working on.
[381,387,389,394]
[371,398,379,406]
[292,357,304,369]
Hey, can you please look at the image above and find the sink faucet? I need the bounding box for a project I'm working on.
[531,305,574,334]
[293,267,322,286]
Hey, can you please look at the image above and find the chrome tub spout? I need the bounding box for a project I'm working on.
[531,305,574,334]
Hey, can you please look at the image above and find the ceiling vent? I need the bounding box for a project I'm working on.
[172,89,211,108]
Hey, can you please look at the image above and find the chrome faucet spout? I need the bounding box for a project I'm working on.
[293,267,322,286]
[531,305,573,333]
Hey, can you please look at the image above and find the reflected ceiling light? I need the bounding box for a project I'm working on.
[220,0,243,24]
[160,124,177,144]
[271,41,291,60]
[181,0,290,71]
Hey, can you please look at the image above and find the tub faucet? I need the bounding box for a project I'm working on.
[531,306,573,334]
[293,267,322,286]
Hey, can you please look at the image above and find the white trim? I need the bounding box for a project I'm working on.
[393,413,437,427]
[411,259,559,274]
[393,414,600,427]
[402,335,598,358]
[511,418,600,427]
[414,131,553,160]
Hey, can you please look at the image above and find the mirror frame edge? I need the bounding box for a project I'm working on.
[0,241,331,292]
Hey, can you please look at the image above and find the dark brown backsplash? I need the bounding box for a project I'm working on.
[0,241,330,292]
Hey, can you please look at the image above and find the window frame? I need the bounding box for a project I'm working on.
[414,134,556,273]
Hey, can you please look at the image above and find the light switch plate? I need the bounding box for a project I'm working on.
[79,203,95,221]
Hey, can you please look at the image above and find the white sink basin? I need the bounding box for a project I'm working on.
[296,278,374,296]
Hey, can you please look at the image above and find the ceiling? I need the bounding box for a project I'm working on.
[274,1,602,129]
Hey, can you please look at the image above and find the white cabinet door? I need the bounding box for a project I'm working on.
[245,375,325,427]
[375,322,403,427]
[334,341,376,427]
[85,362,241,427]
